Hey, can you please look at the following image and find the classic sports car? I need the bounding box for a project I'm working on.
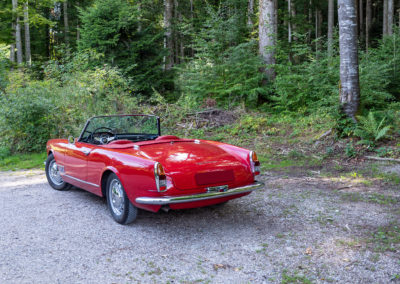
[45,114,264,224]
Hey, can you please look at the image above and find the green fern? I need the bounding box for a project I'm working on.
[354,112,391,146]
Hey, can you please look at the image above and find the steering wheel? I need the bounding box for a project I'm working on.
[92,127,116,145]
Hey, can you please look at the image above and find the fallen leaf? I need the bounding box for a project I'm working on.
[213,264,226,270]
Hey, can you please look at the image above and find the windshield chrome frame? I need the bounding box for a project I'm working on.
[78,114,161,142]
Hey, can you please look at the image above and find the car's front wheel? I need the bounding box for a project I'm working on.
[45,153,70,190]
[106,173,138,225]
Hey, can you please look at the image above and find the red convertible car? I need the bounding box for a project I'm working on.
[45,114,264,224]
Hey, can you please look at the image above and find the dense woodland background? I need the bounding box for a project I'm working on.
[0,0,400,158]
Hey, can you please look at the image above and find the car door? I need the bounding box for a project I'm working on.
[63,141,95,184]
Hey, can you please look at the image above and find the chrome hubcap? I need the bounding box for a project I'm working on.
[49,160,64,186]
[110,179,124,216]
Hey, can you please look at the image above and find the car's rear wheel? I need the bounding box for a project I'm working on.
[106,173,138,225]
[45,153,70,190]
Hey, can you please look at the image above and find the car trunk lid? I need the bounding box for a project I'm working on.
[135,141,251,190]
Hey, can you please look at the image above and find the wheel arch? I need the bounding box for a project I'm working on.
[100,167,121,198]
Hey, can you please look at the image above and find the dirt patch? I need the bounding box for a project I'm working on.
[178,108,238,129]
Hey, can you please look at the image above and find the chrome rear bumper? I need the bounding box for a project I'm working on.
[135,181,264,205]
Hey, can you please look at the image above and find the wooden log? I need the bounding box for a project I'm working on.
[365,156,400,163]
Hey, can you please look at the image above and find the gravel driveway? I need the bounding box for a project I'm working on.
[0,169,399,283]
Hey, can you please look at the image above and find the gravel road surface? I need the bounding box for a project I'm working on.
[0,169,399,283]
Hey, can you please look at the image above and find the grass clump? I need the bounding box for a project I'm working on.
[0,152,46,171]
[369,223,400,252]
[281,269,312,284]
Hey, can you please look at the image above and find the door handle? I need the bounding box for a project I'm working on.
[82,150,91,156]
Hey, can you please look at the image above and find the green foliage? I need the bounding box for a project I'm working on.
[0,64,138,153]
[281,269,312,284]
[0,79,57,152]
[354,112,391,146]
[333,105,357,138]
[229,114,269,135]
[273,39,340,113]
[370,223,400,252]
[345,142,356,158]
[273,32,399,120]
[176,4,267,108]
[78,0,165,96]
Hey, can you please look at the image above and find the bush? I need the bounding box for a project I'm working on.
[354,112,391,146]
[0,80,56,152]
[0,65,139,153]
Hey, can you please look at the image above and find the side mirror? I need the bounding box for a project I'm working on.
[68,136,76,144]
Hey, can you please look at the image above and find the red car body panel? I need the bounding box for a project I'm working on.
[46,135,259,213]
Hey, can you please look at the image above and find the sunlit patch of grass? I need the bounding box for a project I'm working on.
[0,152,46,171]
[259,153,322,171]
[329,171,375,187]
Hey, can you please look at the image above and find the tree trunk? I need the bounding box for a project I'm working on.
[12,0,23,64]
[259,0,277,80]
[10,22,15,63]
[63,0,69,44]
[328,0,334,56]
[315,9,322,54]
[366,0,371,50]
[248,0,254,27]
[291,1,297,41]
[355,0,359,36]
[76,1,80,41]
[288,0,292,43]
[24,0,31,66]
[190,0,194,57]
[163,0,174,70]
[308,0,312,43]
[174,0,179,65]
[338,0,360,122]
[137,2,142,32]
[388,0,394,35]
[383,0,388,35]
[359,0,364,39]
[10,44,15,63]
[288,0,296,42]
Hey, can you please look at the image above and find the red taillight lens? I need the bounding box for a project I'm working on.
[154,162,167,192]
[250,151,261,176]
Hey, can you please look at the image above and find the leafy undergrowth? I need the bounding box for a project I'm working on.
[0,152,46,171]
[1,107,400,180]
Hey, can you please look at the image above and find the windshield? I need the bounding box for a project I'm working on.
[79,115,160,143]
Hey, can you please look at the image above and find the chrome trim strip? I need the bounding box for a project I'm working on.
[62,174,100,188]
[135,181,264,205]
